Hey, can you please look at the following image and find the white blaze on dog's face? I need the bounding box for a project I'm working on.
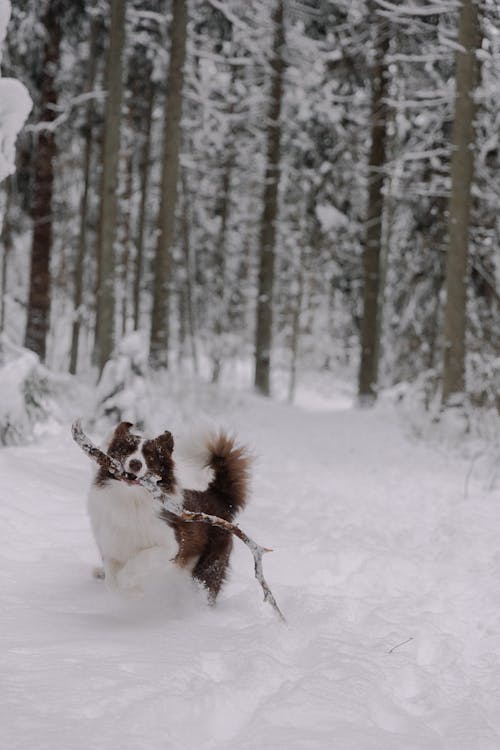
[103,421,176,490]
[123,441,148,479]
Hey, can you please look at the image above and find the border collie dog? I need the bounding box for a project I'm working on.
[87,421,250,603]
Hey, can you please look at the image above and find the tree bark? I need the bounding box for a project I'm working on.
[149,0,188,370]
[94,0,126,376]
[23,0,63,362]
[180,170,199,374]
[69,19,99,375]
[288,252,304,404]
[133,77,154,331]
[0,178,13,332]
[254,0,285,396]
[211,158,232,382]
[120,146,134,336]
[357,7,389,405]
[442,0,481,405]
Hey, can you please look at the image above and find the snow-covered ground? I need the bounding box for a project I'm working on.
[2,382,500,750]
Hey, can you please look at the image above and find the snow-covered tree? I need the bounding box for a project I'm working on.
[0,0,31,182]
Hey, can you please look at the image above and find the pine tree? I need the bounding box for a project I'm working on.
[254,0,285,396]
[69,17,100,375]
[94,0,126,376]
[357,4,389,404]
[149,0,188,370]
[24,0,64,362]
[441,0,481,405]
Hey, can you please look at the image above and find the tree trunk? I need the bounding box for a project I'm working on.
[149,0,188,370]
[211,159,233,383]
[181,170,199,374]
[94,0,126,376]
[0,178,13,332]
[69,19,99,375]
[23,0,63,362]
[254,0,285,396]
[133,78,154,331]
[120,147,134,336]
[288,253,304,404]
[442,0,481,405]
[357,8,390,405]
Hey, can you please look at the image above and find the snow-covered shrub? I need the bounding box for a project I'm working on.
[0,1,31,182]
[467,353,500,412]
[93,331,151,431]
[0,335,68,444]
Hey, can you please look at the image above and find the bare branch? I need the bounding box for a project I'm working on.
[375,0,459,17]
[387,636,414,654]
[26,90,106,134]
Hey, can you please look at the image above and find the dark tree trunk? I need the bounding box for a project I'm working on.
[120,147,134,336]
[69,19,99,375]
[357,8,390,404]
[94,0,126,376]
[149,0,188,369]
[133,77,154,331]
[180,171,199,374]
[211,159,233,383]
[0,178,13,332]
[24,0,63,362]
[288,252,304,404]
[442,0,481,405]
[254,0,285,396]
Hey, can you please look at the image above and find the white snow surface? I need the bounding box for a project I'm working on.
[2,383,500,750]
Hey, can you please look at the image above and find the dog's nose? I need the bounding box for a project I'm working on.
[129,459,143,474]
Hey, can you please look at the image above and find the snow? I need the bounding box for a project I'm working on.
[0,0,32,182]
[2,381,500,749]
[315,203,349,232]
[0,335,90,445]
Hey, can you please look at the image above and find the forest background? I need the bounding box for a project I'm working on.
[0,0,499,437]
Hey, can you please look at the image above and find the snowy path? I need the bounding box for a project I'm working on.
[2,391,500,750]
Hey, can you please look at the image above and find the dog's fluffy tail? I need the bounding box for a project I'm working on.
[204,432,251,520]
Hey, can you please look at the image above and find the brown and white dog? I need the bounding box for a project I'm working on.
[87,421,250,603]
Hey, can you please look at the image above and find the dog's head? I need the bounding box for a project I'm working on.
[105,421,176,490]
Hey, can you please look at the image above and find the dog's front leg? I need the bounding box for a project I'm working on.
[97,558,142,598]
[116,546,171,592]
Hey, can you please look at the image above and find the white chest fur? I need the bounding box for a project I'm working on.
[87,480,177,564]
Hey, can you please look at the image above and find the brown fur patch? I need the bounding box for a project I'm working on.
[141,431,176,493]
[95,422,140,487]
[204,432,251,518]
[167,432,252,601]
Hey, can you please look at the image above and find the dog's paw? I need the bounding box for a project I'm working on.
[118,583,145,599]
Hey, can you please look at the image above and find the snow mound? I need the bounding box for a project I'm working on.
[94,331,151,431]
[0,1,32,181]
[0,77,31,180]
[0,335,78,444]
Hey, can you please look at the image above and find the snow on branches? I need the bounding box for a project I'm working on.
[0,1,32,181]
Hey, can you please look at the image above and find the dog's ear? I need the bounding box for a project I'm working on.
[115,421,134,435]
[157,430,174,455]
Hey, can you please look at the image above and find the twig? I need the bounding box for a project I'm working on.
[178,509,285,621]
[387,636,414,654]
[464,451,481,500]
[71,420,285,621]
